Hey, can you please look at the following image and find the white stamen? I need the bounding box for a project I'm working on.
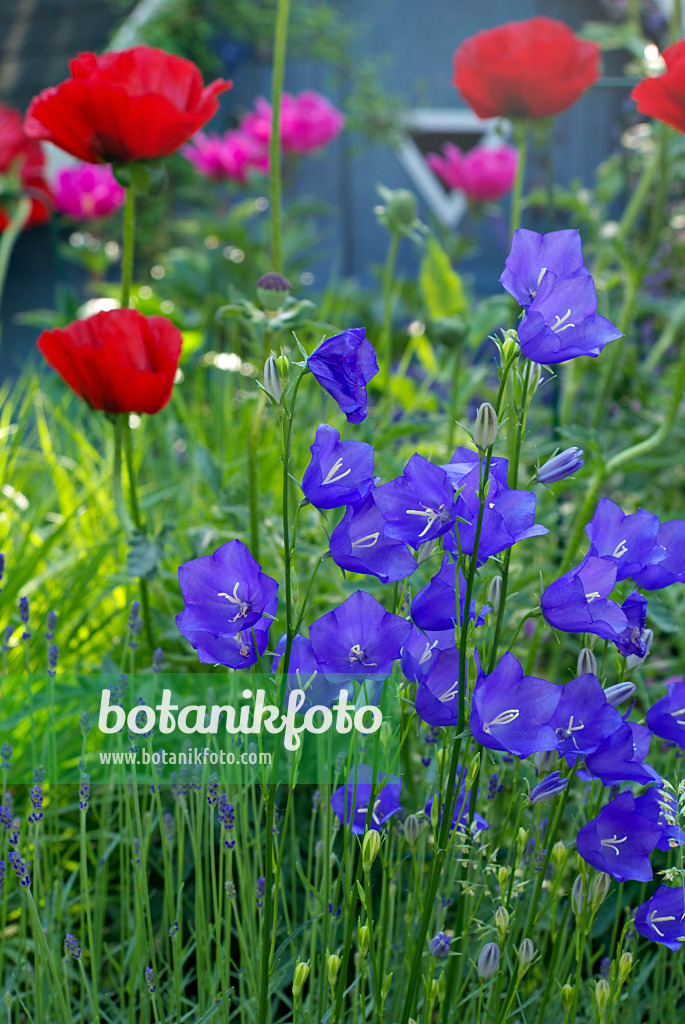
[550,309,576,334]
[600,834,627,855]
[483,709,519,733]
[612,539,628,558]
[322,457,352,486]
[351,532,380,549]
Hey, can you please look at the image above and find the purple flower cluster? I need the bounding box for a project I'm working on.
[330,764,402,834]
[8,851,30,887]
[218,794,235,849]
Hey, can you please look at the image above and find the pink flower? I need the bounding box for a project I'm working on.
[240,91,344,155]
[427,143,518,203]
[53,162,125,219]
[182,129,268,183]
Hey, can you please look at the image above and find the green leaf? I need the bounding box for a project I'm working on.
[127,529,164,579]
[419,236,467,320]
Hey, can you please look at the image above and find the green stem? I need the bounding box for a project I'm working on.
[0,196,31,348]
[509,124,528,236]
[269,0,291,272]
[121,179,136,309]
[381,232,401,379]
[122,416,154,651]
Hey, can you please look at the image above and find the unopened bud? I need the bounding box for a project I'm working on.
[518,938,535,975]
[595,978,610,1020]
[487,576,502,612]
[497,866,510,892]
[500,331,519,366]
[292,960,310,997]
[571,875,586,917]
[362,830,381,872]
[495,906,509,941]
[256,271,291,311]
[577,647,597,676]
[263,355,284,404]
[404,814,421,847]
[529,771,569,805]
[276,351,289,378]
[516,827,528,859]
[477,942,500,979]
[561,984,574,1012]
[626,629,653,670]
[327,954,341,986]
[378,187,418,233]
[618,951,633,985]
[537,447,584,485]
[474,402,498,450]
[435,747,447,773]
[534,749,557,772]
[358,925,370,958]
[416,538,436,565]
[551,841,566,869]
[381,972,393,1001]
[430,797,440,830]
[465,753,481,792]
[592,872,611,910]
[604,681,636,706]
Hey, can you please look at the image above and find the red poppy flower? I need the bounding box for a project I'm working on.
[632,41,685,133]
[0,102,51,230]
[24,46,231,164]
[37,308,183,414]
[453,17,601,120]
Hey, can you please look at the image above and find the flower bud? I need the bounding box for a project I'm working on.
[362,830,381,872]
[518,938,535,975]
[276,351,289,378]
[618,951,633,985]
[263,355,284,404]
[487,575,502,612]
[416,538,436,565]
[381,972,393,1001]
[377,187,418,233]
[529,771,569,805]
[591,872,611,910]
[561,984,574,1012]
[497,866,510,892]
[577,647,597,676]
[465,752,481,792]
[358,925,370,958]
[516,827,528,860]
[551,841,566,869]
[534,749,557,772]
[477,942,500,980]
[604,681,636,706]
[404,814,421,847]
[500,331,519,366]
[429,931,452,958]
[435,747,447,773]
[537,447,584,485]
[495,906,509,941]
[474,402,498,450]
[571,875,586,917]
[430,797,440,830]
[327,954,342,986]
[626,629,653,670]
[595,978,610,1020]
[256,271,291,312]
[293,960,310,997]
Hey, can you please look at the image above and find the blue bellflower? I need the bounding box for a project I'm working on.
[271,634,342,709]
[374,454,458,549]
[424,772,489,835]
[470,652,561,758]
[500,228,591,308]
[517,272,622,364]
[634,886,685,951]
[537,447,584,485]
[551,672,624,763]
[415,647,465,727]
[330,764,402,834]
[309,590,411,682]
[400,624,455,685]
[301,423,374,509]
[541,553,628,642]
[329,492,417,584]
[585,497,661,582]
[308,328,379,424]
[576,791,661,883]
[582,721,661,787]
[410,555,490,632]
[631,518,685,590]
[646,677,685,747]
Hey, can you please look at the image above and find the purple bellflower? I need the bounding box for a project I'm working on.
[308,328,378,424]
[634,786,685,852]
[441,447,548,564]
[615,591,648,659]
[634,886,685,951]
[517,271,622,364]
[424,773,489,835]
[410,555,490,632]
[529,771,569,804]
[329,491,417,583]
[271,634,342,709]
[551,672,625,763]
[631,518,685,590]
[470,652,561,758]
[537,447,584,485]
[374,454,458,549]
[585,497,661,582]
[576,791,661,883]
[301,423,374,509]
[582,720,661,787]
[309,590,411,682]
[415,647,465,727]
[541,553,628,643]
[400,625,455,685]
[499,228,591,308]
[330,763,402,834]
[646,677,685,747]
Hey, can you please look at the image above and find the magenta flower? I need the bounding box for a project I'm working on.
[53,162,125,220]
[240,91,344,155]
[426,142,518,203]
[182,129,268,183]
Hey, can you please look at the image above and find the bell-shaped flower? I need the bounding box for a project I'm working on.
[583,721,661,786]
[551,672,624,763]
[500,228,591,309]
[400,625,455,685]
[271,634,342,709]
[410,555,490,632]
[646,677,685,747]
[585,497,661,582]
[329,492,417,583]
[517,271,622,364]
[415,647,466,727]
[470,652,561,758]
[441,447,548,564]
[576,791,661,882]
[634,886,685,952]
[529,771,569,804]
[374,454,458,549]
[634,786,685,853]
[631,518,685,590]
[309,590,411,683]
[425,772,489,835]
[541,553,627,642]
[176,539,279,648]
[330,764,402,834]
[615,591,648,659]
[178,599,276,669]
[301,423,374,509]
[308,328,378,424]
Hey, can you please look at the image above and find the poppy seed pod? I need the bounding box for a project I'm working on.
[256,272,291,312]
[477,942,500,979]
